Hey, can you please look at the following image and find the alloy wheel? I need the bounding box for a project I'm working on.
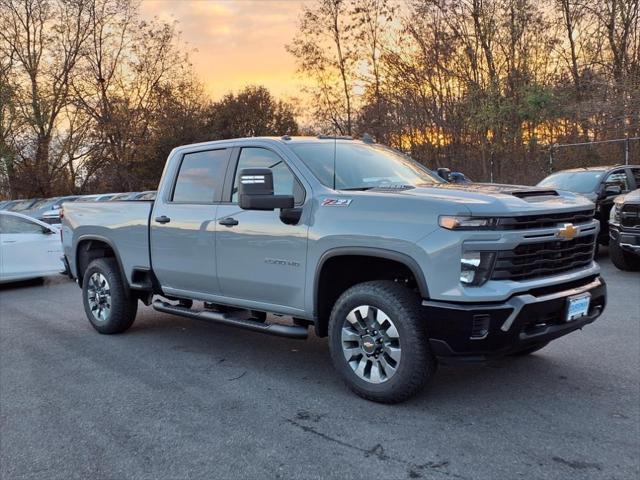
[87,272,111,322]
[341,305,401,384]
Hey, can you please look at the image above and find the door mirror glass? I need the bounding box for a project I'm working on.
[606,185,622,196]
[436,167,451,181]
[603,184,622,197]
[238,168,294,211]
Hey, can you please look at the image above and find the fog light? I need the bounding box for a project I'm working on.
[461,251,495,286]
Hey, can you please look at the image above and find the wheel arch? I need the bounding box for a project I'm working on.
[313,247,429,337]
[75,235,128,289]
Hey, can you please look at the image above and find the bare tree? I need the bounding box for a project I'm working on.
[0,0,92,196]
[287,0,357,135]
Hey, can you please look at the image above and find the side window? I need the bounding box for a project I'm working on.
[232,148,304,204]
[604,170,630,192]
[631,168,640,188]
[0,215,43,234]
[172,149,228,203]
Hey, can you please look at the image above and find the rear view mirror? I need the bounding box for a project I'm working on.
[238,168,294,211]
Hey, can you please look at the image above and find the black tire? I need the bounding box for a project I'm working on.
[609,238,640,271]
[82,258,138,334]
[508,342,548,356]
[328,280,436,403]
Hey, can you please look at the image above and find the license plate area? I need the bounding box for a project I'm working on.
[566,293,591,322]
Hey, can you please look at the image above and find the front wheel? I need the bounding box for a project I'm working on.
[328,281,436,403]
[82,258,138,334]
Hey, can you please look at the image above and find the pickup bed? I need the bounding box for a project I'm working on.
[62,136,606,403]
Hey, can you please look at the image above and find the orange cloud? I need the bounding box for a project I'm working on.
[140,0,310,100]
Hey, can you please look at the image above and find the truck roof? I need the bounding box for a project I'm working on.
[555,165,638,173]
[170,136,364,155]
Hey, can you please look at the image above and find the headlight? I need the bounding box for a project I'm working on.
[439,216,498,230]
[461,251,496,286]
[610,203,621,224]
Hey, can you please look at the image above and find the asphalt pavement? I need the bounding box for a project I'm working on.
[1,251,638,480]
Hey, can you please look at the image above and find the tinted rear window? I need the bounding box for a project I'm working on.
[172,149,228,203]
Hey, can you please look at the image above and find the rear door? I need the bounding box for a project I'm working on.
[215,146,309,312]
[0,214,62,281]
[150,147,231,297]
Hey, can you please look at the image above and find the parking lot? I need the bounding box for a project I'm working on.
[0,251,638,480]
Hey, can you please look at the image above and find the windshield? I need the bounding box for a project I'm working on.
[537,171,604,194]
[28,198,59,210]
[290,142,442,190]
[8,199,37,211]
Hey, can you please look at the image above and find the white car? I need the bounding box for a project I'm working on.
[0,211,64,283]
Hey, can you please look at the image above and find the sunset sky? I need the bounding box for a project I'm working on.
[140,0,310,101]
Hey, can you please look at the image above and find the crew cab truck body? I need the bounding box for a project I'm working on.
[609,189,640,271]
[62,137,606,403]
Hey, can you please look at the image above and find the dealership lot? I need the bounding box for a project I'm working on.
[0,253,638,480]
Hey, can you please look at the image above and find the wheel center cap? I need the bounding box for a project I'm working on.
[361,335,377,354]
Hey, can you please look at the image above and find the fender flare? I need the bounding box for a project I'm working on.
[75,234,129,289]
[313,246,430,315]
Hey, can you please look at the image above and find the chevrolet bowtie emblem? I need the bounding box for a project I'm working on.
[557,223,578,241]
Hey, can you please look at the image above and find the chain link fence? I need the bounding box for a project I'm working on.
[548,137,640,175]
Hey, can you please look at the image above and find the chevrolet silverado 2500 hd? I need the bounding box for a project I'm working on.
[62,137,606,403]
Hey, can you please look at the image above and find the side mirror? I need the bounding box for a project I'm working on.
[603,184,622,197]
[238,168,294,211]
[436,167,451,181]
[41,226,55,235]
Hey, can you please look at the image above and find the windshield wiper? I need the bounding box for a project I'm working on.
[340,187,376,191]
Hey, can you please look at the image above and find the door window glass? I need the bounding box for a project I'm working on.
[631,168,640,187]
[172,149,228,203]
[232,148,304,204]
[604,171,630,192]
[0,215,43,234]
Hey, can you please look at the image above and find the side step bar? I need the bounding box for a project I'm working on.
[152,300,308,339]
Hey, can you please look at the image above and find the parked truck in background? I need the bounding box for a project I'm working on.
[62,136,606,403]
[609,189,640,271]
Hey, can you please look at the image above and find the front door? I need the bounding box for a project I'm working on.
[150,147,231,297]
[0,214,62,281]
[599,169,632,238]
[215,147,309,312]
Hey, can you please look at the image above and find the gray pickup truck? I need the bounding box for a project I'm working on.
[62,136,606,403]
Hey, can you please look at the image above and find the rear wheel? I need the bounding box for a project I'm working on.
[328,281,436,403]
[609,238,640,271]
[82,258,137,334]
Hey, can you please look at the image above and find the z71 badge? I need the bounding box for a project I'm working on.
[322,198,352,207]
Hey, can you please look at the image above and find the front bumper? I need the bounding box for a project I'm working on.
[422,275,606,362]
[610,226,640,254]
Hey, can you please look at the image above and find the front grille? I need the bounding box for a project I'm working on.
[491,234,595,281]
[621,204,640,229]
[495,209,594,230]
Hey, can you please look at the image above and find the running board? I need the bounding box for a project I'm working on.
[152,300,308,339]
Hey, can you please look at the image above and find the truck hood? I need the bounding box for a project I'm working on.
[371,182,595,215]
[615,188,640,206]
